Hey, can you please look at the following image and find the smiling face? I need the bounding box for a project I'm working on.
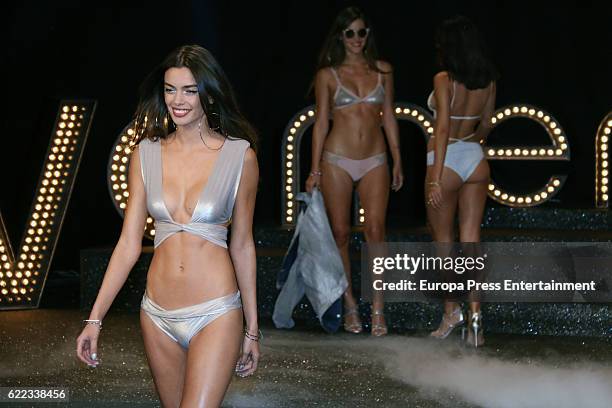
[341,18,369,55]
[163,67,205,127]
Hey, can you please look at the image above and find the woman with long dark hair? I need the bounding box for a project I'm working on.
[306,6,404,336]
[426,16,498,347]
[76,45,260,406]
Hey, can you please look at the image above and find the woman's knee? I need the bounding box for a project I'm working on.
[364,221,385,242]
[331,223,351,246]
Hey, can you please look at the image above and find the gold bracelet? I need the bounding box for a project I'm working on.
[427,181,442,187]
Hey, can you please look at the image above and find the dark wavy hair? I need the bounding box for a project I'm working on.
[133,44,257,150]
[435,16,499,90]
[315,6,384,73]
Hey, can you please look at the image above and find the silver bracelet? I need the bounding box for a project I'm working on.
[83,319,102,329]
[309,170,322,177]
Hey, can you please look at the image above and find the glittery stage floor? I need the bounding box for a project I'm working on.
[1,309,611,408]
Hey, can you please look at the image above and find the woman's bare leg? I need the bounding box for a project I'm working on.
[179,309,243,407]
[320,160,360,320]
[140,309,187,408]
[356,163,389,334]
[458,160,489,314]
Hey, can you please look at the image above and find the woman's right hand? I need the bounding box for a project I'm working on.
[76,324,101,367]
[305,173,320,193]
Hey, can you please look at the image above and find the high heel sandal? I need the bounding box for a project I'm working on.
[371,308,388,337]
[430,307,465,339]
[466,311,485,348]
[343,307,363,334]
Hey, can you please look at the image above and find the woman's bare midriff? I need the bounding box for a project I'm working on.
[324,105,387,158]
[145,232,237,309]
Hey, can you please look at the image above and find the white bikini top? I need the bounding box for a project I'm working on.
[427,81,482,120]
[138,137,250,248]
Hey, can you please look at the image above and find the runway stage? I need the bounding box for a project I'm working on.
[1,309,611,408]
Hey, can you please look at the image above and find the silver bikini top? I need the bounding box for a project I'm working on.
[138,136,250,249]
[427,80,482,120]
[331,68,385,109]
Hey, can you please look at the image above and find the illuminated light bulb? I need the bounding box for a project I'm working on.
[603,194,609,201]
[560,143,568,150]
[285,186,291,192]
[294,121,301,128]
[111,175,117,182]
[547,149,554,156]
[491,117,497,124]
[122,191,129,197]
[287,136,294,142]
[359,208,365,214]
[287,193,294,199]
[537,111,544,118]
[428,127,434,134]
[525,197,532,204]
[59,122,66,129]
[290,128,296,135]
[512,107,519,113]
[61,113,68,120]
[531,149,538,155]
[543,115,550,122]
[424,121,431,127]
[494,190,501,196]
[497,149,504,156]
[522,149,529,156]
[119,203,126,209]
[417,115,424,121]
[602,144,608,151]
[605,128,611,135]
[520,107,528,113]
[287,209,293,215]
[287,201,293,208]
[603,170,609,177]
[602,186,608,193]
[286,161,292,168]
[550,122,557,129]
[308,110,314,116]
[534,195,541,201]
[501,193,508,200]
[287,144,293,151]
[496,113,504,119]
[287,216,293,223]
[603,161,609,168]
[528,109,535,115]
[488,149,495,155]
[556,149,562,156]
[505,149,512,156]
[119,165,126,172]
[488,184,495,191]
[63,106,69,113]
[603,178,608,185]
[514,149,521,155]
[539,149,546,155]
[517,197,524,203]
[287,153,294,160]
[299,115,306,121]
[286,169,293,176]
[397,108,403,114]
[287,177,293,184]
[504,108,511,115]
[115,194,122,200]
[554,129,561,135]
[411,110,418,117]
[602,136,609,143]
[359,216,365,223]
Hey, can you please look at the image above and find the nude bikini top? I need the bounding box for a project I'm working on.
[427,81,481,120]
[331,68,385,109]
[138,136,250,249]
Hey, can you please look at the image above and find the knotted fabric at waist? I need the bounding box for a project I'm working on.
[154,219,228,248]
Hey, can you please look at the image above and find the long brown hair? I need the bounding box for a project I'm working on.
[133,45,257,150]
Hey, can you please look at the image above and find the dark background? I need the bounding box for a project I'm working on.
[1,1,611,273]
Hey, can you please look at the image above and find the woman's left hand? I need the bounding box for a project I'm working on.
[235,334,260,378]
[391,165,404,192]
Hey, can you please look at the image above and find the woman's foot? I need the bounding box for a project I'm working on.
[371,308,388,337]
[466,311,484,348]
[430,306,465,339]
[343,306,363,334]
